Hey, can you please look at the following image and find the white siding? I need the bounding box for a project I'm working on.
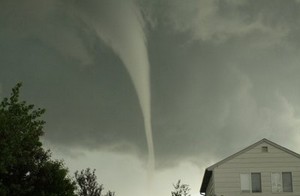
[213,142,300,196]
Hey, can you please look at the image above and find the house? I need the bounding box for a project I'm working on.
[200,138,300,196]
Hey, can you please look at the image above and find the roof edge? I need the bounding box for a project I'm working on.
[200,169,212,193]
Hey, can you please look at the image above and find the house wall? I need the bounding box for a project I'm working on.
[205,172,214,196]
[213,142,300,196]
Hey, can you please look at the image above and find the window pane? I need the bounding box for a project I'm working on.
[251,173,262,192]
[240,174,250,192]
[283,172,293,192]
[271,173,282,192]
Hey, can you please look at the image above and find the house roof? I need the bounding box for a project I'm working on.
[200,138,300,193]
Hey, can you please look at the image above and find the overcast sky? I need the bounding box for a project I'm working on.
[1,0,300,195]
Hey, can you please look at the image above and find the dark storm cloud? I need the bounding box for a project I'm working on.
[145,0,300,167]
[1,0,300,168]
[0,0,148,153]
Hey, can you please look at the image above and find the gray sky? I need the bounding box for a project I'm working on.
[1,0,300,195]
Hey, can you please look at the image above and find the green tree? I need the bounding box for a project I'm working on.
[75,168,115,196]
[0,83,76,196]
[171,180,191,196]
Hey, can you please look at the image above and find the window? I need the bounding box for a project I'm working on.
[251,173,262,192]
[282,172,293,192]
[240,173,262,193]
[271,172,293,192]
[262,146,268,152]
[240,174,250,192]
[271,173,282,192]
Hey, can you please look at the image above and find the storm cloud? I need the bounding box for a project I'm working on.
[1,0,300,173]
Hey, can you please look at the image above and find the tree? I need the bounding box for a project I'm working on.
[0,83,76,196]
[105,191,115,196]
[75,168,115,196]
[171,180,191,196]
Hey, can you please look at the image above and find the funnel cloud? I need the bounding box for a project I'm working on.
[69,0,155,177]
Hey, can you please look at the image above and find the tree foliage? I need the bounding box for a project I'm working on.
[0,83,76,196]
[75,168,115,196]
[171,180,191,196]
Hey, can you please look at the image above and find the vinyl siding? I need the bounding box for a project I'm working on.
[213,142,300,196]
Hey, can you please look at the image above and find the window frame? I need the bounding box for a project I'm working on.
[251,173,262,193]
[271,172,293,193]
[240,173,251,193]
[240,172,262,193]
[261,146,268,152]
[271,172,282,192]
[282,172,293,192]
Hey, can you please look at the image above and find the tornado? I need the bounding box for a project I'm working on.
[70,0,155,188]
